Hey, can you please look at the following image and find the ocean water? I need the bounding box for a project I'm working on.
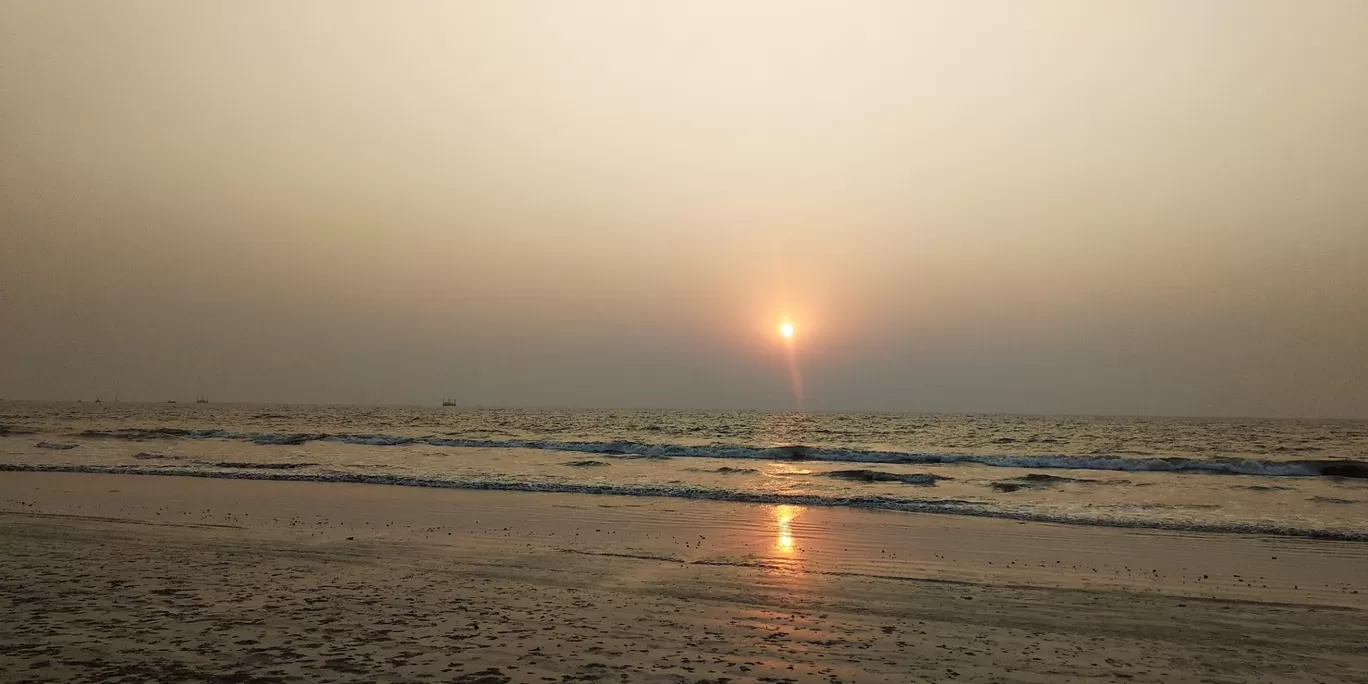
[3,402,1366,539]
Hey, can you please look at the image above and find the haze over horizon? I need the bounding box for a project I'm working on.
[3,1,1367,418]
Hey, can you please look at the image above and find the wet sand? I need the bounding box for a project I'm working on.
[2,472,1367,683]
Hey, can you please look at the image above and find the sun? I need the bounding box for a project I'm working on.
[779,322,795,338]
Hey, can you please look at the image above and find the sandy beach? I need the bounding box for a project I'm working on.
[8,0,1368,681]
[3,472,1367,683]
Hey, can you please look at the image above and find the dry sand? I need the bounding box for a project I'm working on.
[2,472,1367,683]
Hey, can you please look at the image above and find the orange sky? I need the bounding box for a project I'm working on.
[2,1,1366,416]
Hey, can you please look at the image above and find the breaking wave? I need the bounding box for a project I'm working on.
[68,428,1368,478]
[3,462,1364,541]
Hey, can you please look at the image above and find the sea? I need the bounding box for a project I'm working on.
[3,402,1366,540]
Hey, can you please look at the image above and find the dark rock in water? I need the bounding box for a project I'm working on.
[564,460,609,467]
[1314,461,1368,479]
[821,469,948,486]
[35,442,78,450]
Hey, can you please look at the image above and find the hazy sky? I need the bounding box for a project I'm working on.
[3,1,1367,417]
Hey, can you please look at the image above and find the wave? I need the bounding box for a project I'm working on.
[204,461,319,470]
[35,442,79,450]
[4,463,1364,541]
[820,470,948,486]
[991,473,1096,492]
[133,452,184,461]
[69,428,1368,478]
[683,466,759,475]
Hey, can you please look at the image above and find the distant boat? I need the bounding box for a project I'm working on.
[93,398,101,404]
[167,400,176,404]
[196,397,209,404]
[441,398,458,407]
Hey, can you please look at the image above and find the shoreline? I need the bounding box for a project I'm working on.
[5,462,1367,542]
[4,471,1367,606]
[15,427,1368,477]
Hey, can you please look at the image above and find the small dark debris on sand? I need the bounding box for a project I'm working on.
[822,469,949,486]
[564,460,610,467]
[35,442,79,450]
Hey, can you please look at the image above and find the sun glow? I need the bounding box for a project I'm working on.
[775,318,804,407]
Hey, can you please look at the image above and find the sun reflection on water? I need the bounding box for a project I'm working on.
[774,504,802,553]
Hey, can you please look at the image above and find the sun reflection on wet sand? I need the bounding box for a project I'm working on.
[774,504,802,553]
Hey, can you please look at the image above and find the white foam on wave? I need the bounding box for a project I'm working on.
[70,429,1366,478]
[3,463,1365,541]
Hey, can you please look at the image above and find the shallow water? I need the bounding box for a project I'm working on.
[3,402,1366,538]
